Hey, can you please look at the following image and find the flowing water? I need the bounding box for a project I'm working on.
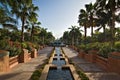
[47,47,74,80]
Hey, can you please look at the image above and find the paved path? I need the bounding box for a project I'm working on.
[62,47,120,80]
[0,47,53,80]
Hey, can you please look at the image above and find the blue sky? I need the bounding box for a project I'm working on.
[33,0,96,38]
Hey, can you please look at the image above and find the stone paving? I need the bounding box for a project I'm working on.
[0,47,53,80]
[62,47,120,80]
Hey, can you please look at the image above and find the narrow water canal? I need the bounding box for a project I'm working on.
[47,47,74,80]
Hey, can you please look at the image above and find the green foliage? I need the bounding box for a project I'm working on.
[78,44,86,50]
[0,40,8,49]
[87,42,101,50]
[77,42,100,53]
[8,46,21,57]
[21,42,27,49]
[114,41,120,52]
[22,42,34,52]
[0,40,21,57]
[77,70,89,80]
[98,43,113,58]
[30,69,42,80]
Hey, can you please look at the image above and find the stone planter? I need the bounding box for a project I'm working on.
[31,48,37,58]
[96,55,108,71]
[87,50,98,63]
[9,55,19,68]
[19,49,29,63]
[0,50,10,72]
[108,52,120,74]
[78,50,86,58]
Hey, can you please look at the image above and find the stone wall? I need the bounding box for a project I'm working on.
[78,50,120,74]
[0,50,10,72]
[108,52,120,74]
[95,55,108,71]
[9,55,19,68]
[0,48,38,72]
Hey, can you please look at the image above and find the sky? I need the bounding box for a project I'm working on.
[33,0,96,39]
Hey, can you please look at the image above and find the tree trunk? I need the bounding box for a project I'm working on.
[103,25,106,42]
[72,36,74,46]
[43,36,44,45]
[84,25,87,44]
[21,17,25,43]
[31,25,34,42]
[91,26,93,37]
[111,11,115,46]
[91,15,94,38]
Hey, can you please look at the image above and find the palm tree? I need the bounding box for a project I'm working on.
[46,32,55,44]
[28,4,40,42]
[0,1,18,31]
[63,31,69,44]
[74,27,82,45]
[78,9,90,44]
[69,26,82,46]
[95,0,120,45]
[85,3,96,37]
[95,5,111,42]
[39,28,47,45]
[8,0,32,42]
[69,26,76,46]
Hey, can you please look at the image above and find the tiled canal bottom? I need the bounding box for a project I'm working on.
[47,47,74,80]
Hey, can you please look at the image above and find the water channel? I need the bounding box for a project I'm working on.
[47,47,74,80]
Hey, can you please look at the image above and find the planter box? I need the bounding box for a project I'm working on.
[31,49,37,58]
[19,49,30,63]
[78,50,86,58]
[95,55,108,71]
[0,50,10,72]
[108,52,120,74]
[28,53,31,60]
[87,50,97,63]
[9,55,19,68]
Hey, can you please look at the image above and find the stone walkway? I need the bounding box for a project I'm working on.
[0,47,53,80]
[62,47,120,80]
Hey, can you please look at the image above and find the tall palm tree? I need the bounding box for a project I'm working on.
[95,0,120,45]
[69,26,76,46]
[8,0,32,42]
[74,27,82,45]
[78,9,90,44]
[39,28,47,45]
[63,31,69,44]
[28,4,40,42]
[85,3,96,37]
[95,3,111,42]
[69,26,82,46]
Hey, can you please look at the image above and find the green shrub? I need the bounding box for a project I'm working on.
[21,42,27,49]
[98,43,113,58]
[0,40,8,49]
[30,69,42,80]
[0,40,21,57]
[77,70,89,80]
[79,44,86,50]
[90,42,101,50]
[8,46,22,57]
[114,41,120,52]
[22,42,33,52]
